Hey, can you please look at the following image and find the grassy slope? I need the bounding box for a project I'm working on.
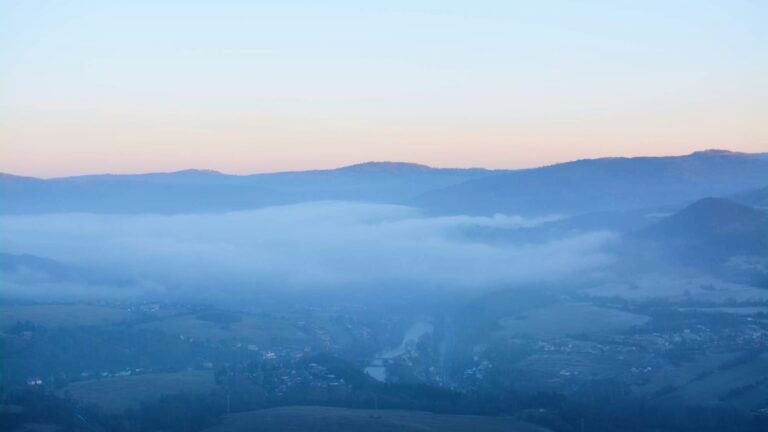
[138,313,308,345]
[204,406,551,432]
[495,303,649,339]
[60,371,215,413]
[0,305,132,329]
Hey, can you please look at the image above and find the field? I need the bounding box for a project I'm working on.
[585,274,768,303]
[495,302,649,339]
[60,371,216,413]
[7,423,61,432]
[203,406,551,432]
[636,352,768,409]
[635,352,734,395]
[680,306,768,316]
[138,312,308,345]
[0,304,132,329]
[673,353,768,407]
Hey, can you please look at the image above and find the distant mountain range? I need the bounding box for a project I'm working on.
[415,150,768,216]
[0,162,497,214]
[2,150,767,215]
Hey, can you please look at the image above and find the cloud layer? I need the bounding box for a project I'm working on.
[0,202,616,300]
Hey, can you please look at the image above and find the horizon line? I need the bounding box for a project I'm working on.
[0,148,762,180]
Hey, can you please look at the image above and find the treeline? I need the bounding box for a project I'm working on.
[1,387,226,432]
[3,365,767,432]
[0,323,258,387]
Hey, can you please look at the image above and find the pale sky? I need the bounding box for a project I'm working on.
[1,0,766,177]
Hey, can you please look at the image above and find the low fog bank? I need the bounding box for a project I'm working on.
[0,202,616,302]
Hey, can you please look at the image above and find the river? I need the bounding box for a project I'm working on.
[364,321,433,382]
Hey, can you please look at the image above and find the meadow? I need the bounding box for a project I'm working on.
[203,406,550,432]
[60,371,216,413]
[0,305,132,329]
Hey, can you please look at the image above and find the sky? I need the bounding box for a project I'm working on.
[1,0,766,177]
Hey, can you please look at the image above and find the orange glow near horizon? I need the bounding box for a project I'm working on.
[1,1,766,178]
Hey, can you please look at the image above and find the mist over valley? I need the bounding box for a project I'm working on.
[2,150,768,432]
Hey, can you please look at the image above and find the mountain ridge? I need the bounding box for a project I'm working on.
[2,149,760,180]
[3,150,767,215]
[414,150,768,216]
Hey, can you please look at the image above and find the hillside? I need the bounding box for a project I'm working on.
[627,198,768,287]
[0,252,73,278]
[4,151,768,215]
[415,150,768,216]
[240,162,497,203]
[0,163,496,214]
[732,186,768,210]
[0,175,289,214]
[641,198,768,261]
[203,406,551,432]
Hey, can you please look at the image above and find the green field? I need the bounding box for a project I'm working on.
[204,406,551,432]
[495,302,649,339]
[60,371,216,413]
[0,304,132,329]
